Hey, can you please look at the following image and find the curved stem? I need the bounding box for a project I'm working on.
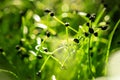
[105,19,120,74]
[0,69,19,79]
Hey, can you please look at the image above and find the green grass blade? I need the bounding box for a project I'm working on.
[105,19,120,74]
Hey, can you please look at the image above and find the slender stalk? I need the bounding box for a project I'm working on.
[66,27,69,43]
[53,16,78,33]
[68,26,78,33]
[105,19,120,74]
[51,56,62,65]
[53,16,64,25]
[40,55,51,72]
[94,8,106,26]
[0,69,19,79]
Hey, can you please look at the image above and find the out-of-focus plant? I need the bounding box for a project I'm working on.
[0,0,120,80]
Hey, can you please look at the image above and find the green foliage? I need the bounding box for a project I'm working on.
[0,0,120,80]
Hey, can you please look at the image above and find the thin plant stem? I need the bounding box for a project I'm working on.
[53,16,64,25]
[66,27,69,44]
[53,16,78,33]
[40,55,51,72]
[51,56,62,65]
[68,26,78,33]
[94,8,106,26]
[105,19,120,75]
[0,69,19,79]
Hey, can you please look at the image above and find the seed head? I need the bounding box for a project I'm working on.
[65,22,70,27]
[44,9,51,13]
[89,14,96,22]
[0,47,4,53]
[46,31,50,37]
[101,26,107,30]
[94,32,98,37]
[89,28,94,33]
[16,45,20,50]
[73,38,79,43]
[37,55,43,59]
[36,71,41,76]
[84,32,89,37]
[90,52,94,57]
[50,12,54,17]
[43,48,48,52]
[86,13,91,18]
[117,41,120,44]
[86,22,90,27]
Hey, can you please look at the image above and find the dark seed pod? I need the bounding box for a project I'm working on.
[86,22,90,27]
[65,22,70,27]
[89,14,96,22]
[19,39,25,46]
[22,54,29,59]
[94,32,98,37]
[90,52,94,57]
[101,26,107,30]
[44,9,51,13]
[86,13,91,18]
[89,28,94,33]
[117,41,120,44]
[17,49,22,55]
[16,45,20,50]
[73,38,79,43]
[41,38,43,42]
[0,47,4,53]
[84,32,89,37]
[37,55,43,59]
[46,31,50,37]
[50,12,54,17]
[36,71,41,76]
[89,47,93,50]
[103,4,108,8]
[43,48,48,52]
[106,22,110,25]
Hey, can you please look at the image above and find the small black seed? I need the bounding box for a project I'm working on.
[21,54,29,60]
[19,39,25,46]
[90,52,94,57]
[37,55,43,59]
[65,22,70,27]
[89,28,94,33]
[17,49,22,54]
[86,22,90,26]
[94,32,98,37]
[89,14,96,22]
[46,31,50,37]
[44,48,48,52]
[73,38,79,43]
[0,48,4,53]
[84,32,89,37]
[50,12,54,17]
[36,71,41,76]
[103,4,108,8]
[41,38,43,42]
[22,54,29,58]
[86,13,91,18]
[117,41,120,44]
[106,22,110,25]
[101,26,107,30]
[44,9,51,13]
[16,45,20,50]
[89,47,93,50]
